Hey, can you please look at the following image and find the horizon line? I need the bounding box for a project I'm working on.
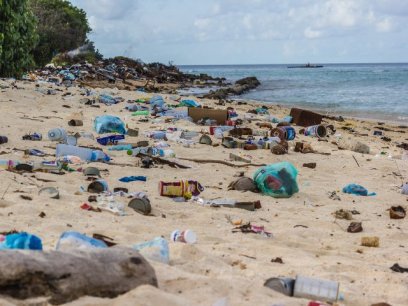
[176,61,408,66]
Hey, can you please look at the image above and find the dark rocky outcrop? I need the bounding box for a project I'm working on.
[0,248,157,304]
[204,76,261,100]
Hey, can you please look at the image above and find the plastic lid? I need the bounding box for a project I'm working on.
[183,230,197,244]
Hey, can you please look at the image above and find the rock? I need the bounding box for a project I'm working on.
[0,248,157,304]
[302,162,316,169]
[234,76,260,88]
[204,77,261,99]
[333,209,352,220]
[351,141,370,154]
[228,177,258,192]
[389,206,406,219]
[347,222,363,233]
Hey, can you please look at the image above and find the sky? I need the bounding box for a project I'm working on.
[70,0,408,65]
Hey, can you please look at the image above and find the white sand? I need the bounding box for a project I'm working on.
[0,80,407,305]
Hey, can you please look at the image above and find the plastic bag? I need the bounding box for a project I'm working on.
[0,232,42,250]
[56,231,107,251]
[342,184,376,196]
[179,99,200,108]
[253,162,299,198]
[94,115,126,134]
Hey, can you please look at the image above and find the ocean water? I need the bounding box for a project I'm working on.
[179,63,408,122]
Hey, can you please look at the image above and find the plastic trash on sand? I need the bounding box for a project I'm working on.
[133,237,169,264]
[342,184,376,196]
[253,162,299,198]
[0,232,43,250]
[94,115,126,134]
[56,231,108,251]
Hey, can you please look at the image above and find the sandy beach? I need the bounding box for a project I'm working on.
[0,79,407,306]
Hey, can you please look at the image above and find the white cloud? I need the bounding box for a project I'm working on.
[376,18,392,32]
[304,27,322,39]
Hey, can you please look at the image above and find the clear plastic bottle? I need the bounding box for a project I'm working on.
[56,144,110,162]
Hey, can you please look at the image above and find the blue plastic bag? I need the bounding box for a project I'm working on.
[0,232,42,250]
[119,176,147,183]
[180,99,201,108]
[253,162,299,198]
[150,95,165,109]
[99,94,119,105]
[342,184,376,196]
[94,115,126,134]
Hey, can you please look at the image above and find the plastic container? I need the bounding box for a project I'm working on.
[146,131,166,140]
[170,229,197,244]
[304,124,327,139]
[56,231,107,251]
[159,148,175,157]
[293,275,339,302]
[48,128,67,142]
[0,160,20,170]
[108,144,132,151]
[133,237,169,264]
[56,144,110,162]
[132,110,150,116]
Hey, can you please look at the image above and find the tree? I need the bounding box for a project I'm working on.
[29,0,91,66]
[0,0,38,78]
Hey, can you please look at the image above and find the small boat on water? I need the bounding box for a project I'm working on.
[287,63,323,68]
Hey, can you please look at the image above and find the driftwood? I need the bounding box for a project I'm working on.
[178,157,266,168]
[0,247,157,305]
[137,153,191,169]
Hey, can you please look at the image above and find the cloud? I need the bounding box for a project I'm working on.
[69,0,408,64]
[376,18,392,32]
[304,27,322,39]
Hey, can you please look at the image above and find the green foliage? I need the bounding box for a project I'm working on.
[29,0,91,66]
[0,0,38,78]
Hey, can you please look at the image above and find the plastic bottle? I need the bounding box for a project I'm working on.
[132,110,150,116]
[0,160,20,170]
[108,144,133,151]
[170,229,197,244]
[56,144,110,162]
[159,148,175,157]
[146,131,166,140]
[133,237,169,264]
[48,128,67,142]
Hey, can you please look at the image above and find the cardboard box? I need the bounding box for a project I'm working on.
[290,108,322,127]
[188,108,228,125]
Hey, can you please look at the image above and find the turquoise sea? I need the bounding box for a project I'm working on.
[179,63,408,122]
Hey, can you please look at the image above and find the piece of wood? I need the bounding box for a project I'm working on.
[0,248,157,304]
[178,157,266,168]
[138,153,191,169]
